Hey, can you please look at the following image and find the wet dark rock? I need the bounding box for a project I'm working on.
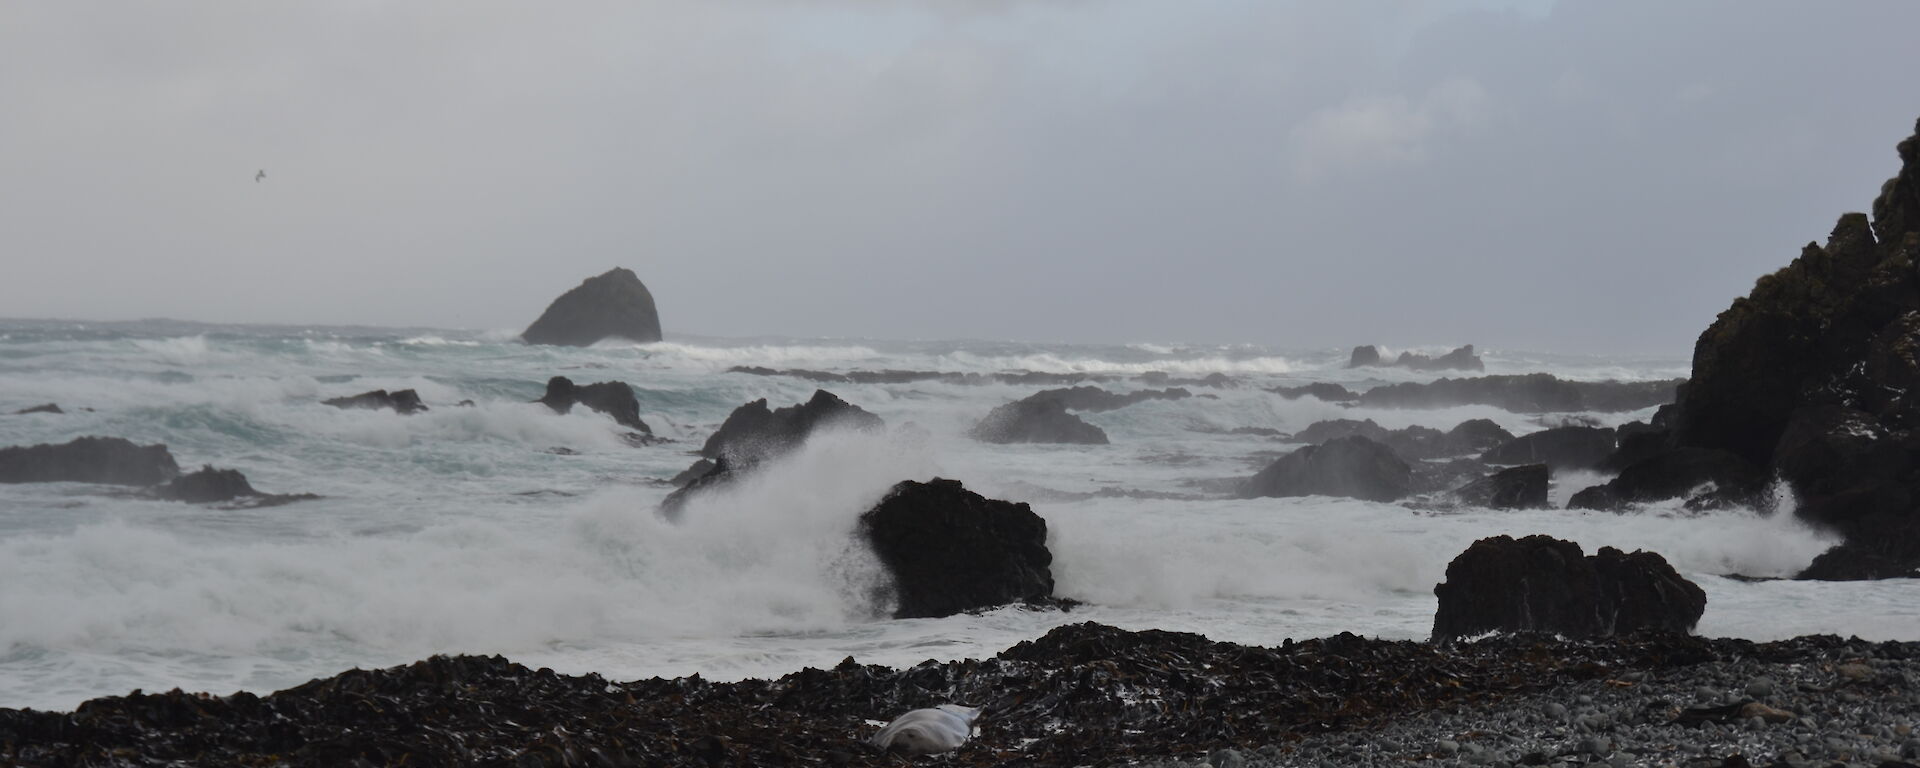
[1238,435,1411,502]
[1024,386,1192,412]
[669,458,716,487]
[322,389,427,415]
[1227,426,1285,437]
[1447,419,1517,456]
[1453,464,1550,510]
[146,465,318,506]
[1797,538,1920,581]
[1291,418,1391,445]
[1432,535,1706,640]
[1359,373,1681,413]
[727,367,1237,389]
[0,436,179,486]
[535,376,651,433]
[1268,382,1359,402]
[1347,345,1484,371]
[1481,426,1616,470]
[664,390,884,515]
[970,398,1109,445]
[1568,448,1768,512]
[859,478,1054,619]
[12,622,1899,768]
[11,403,62,415]
[521,267,662,346]
[1348,345,1383,367]
[1605,424,1672,472]
[1292,418,1513,462]
[698,390,884,463]
[1649,119,1920,577]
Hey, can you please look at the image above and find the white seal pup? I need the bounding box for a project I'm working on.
[868,704,981,754]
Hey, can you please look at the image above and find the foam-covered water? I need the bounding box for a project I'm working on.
[0,319,1908,711]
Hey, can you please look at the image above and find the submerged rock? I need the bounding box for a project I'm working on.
[521,267,663,346]
[1480,426,1616,470]
[1238,435,1411,502]
[859,478,1055,619]
[1432,534,1705,640]
[535,376,651,433]
[0,436,179,486]
[1452,464,1549,509]
[146,465,316,506]
[322,389,427,415]
[10,403,62,415]
[1268,382,1359,402]
[1359,373,1681,413]
[970,398,1109,445]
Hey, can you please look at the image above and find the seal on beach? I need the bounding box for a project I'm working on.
[869,704,981,754]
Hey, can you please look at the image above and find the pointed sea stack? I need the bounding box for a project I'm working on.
[522,268,663,347]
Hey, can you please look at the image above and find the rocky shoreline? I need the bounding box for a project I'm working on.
[4,623,1916,767]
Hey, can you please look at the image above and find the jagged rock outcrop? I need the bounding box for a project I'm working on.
[1480,426,1616,471]
[1268,382,1359,402]
[322,389,427,415]
[535,376,650,433]
[145,465,315,506]
[1289,418,1513,462]
[10,403,62,415]
[662,390,884,515]
[1024,386,1191,412]
[859,478,1055,619]
[1622,119,1920,577]
[970,398,1109,445]
[1432,535,1706,640]
[1568,448,1767,512]
[1358,374,1681,413]
[0,437,180,486]
[521,267,663,346]
[1452,464,1550,510]
[1238,435,1411,502]
[1347,344,1484,371]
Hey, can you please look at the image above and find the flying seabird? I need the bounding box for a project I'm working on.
[255,169,266,183]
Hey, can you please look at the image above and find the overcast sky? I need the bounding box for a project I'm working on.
[3,1,1917,354]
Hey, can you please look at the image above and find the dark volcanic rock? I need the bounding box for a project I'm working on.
[663,390,885,515]
[1568,448,1768,512]
[1798,540,1920,581]
[535,376,651,433]
[1347,345,1383,367]
[1648,119,1920,577]
[1268,382,1359,402]
[521,267,663,346]
[0,436,179,486]
[11,403,62,415]
[1293,418,1512,462]
[1396,344,1485,372]
[1238,435,1412,502]
[859,478,1054,619]
[322,389,427,415]
[150,465,258,503]
[1359,373,1681,413]
[1432,535,1706,640]
[699,390,884,463]
[1446,418,1517,456]
[1481,426,1616,470]
[1291,418,1391,445]
[1025,386,1191,412]
[970,398,1109,445]
[1452,464,1550,509]
[10,622,1891,768]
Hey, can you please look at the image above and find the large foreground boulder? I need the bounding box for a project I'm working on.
[1432,535,1706,640]
[970,398,1109,445]
[1480,426,1616,471]
[1238,435,1411,502]
[0,437,179,486]
[521,267,663,346]
[322,389,427,415]
[859,478,1055,619]
[536,376,651,433]
[1452,464,1550,510]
